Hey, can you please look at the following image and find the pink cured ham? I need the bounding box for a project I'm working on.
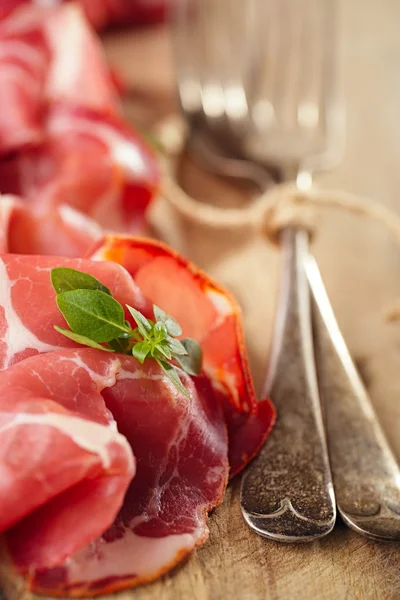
[0,253,227,592]
[42,3,119,114]
[0,1,175,30]
[0,253,151,370]
[0,244,272,594]
[0,105,160,232]
[0,349,135,570]
[0,3,119,157]
[0,8,49,153]
[73,0,172,29]
[0,194,103,256]
[0,4,160,231]
[74,0,189,30]
[92,235,276,477]
[3,350,228,596]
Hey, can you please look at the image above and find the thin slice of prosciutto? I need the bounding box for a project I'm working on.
[0,240,273,594]
[3,349,228,596]
[0,1,176,31]
[42,3,119,114]
[0,253,151,370]
[92,235,276,476]
[0,194,103,256]
[0,349,136,570]
[0,252,228,594]
[0,4,159,231]
[0,105,159,232]
[0,7,49,153]
[0,3,118,157]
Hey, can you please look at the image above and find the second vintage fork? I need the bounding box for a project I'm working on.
[171,0,338,541]
[170,0,400,542]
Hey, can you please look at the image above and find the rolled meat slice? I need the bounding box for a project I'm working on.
[2,349,228,595]
[0,348,136,570]
[0,194,103,257]
[92,235,276,476]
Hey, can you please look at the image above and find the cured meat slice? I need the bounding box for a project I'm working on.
[2,349,228,595]
[0,348,135,570]
[92,235,276,476]
[0,2,118,157]
[0,3,119,130]
[0,194,103,256]
[0,4,159,230]
[0,1,174,31]
[0,8,49,153]
[0,105,160,232]
[0,242,272,593]
[0,253,151,370]
[76,0,174,29]
[42,3,119,114]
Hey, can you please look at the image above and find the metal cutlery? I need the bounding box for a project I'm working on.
[307,257,400,541]
[170,0,400,542]
[240,226,336,542]
[171,0,337,542]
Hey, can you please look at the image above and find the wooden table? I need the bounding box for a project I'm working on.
[4,1,400,599]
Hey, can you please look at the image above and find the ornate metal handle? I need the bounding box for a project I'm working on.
[240,228,336,541]
[306,257,400,542]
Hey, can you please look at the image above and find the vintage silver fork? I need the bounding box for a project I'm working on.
[171,0,337,542]
[170,0,400,542]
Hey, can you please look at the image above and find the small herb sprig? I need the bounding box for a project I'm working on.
[51,267,202,398]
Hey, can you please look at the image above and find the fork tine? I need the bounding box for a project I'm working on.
[243,0,341,171]
[250,0,278,132]
[221,0,253,127]
[200,0,262,153]
[170,0,203,119]
[170,0,343,178]
[296,3,321,133]
[318,0,344,170]
[273,0,296,131]
[198,0,227,123]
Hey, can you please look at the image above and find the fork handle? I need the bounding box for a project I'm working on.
[240,228,336,541]
[306,257,400,541]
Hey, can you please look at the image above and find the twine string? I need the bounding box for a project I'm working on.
[155,117,400,321]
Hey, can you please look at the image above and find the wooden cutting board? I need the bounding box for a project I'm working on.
[2,1,400,598]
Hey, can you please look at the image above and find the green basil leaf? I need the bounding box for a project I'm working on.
[174,338,203,376]
[156,358,189,398]
[57,290,129,342]
[51,268,111,296]
[153,321,168,340]
[118,324,134,340]
[54,326,115,352]
[131,328,143,343]
[153,343,172,360]
[108,337,132,353]
[167,337,188,356]
[126,305,152,339]
[118,331,132,339]
[153,305,182,337]
[132,342,151,363]
[153,304,168,323]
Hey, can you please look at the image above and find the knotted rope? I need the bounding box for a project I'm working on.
[155,116,400,320]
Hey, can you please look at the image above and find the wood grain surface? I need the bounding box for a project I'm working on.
[2,1,400,599]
